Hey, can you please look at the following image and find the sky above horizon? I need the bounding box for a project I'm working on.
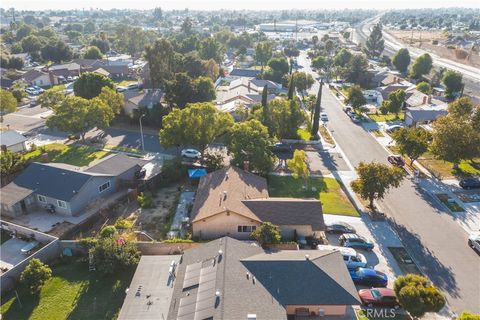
[2,0,480,11]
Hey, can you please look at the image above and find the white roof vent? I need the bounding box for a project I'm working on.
[247,314,257,320]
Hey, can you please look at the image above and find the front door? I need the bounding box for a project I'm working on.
[20,200,27,214]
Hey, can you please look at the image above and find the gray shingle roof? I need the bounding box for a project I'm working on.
[13,162,92,202]
[0,130,27,147]
[85,153,147,176]
[229,69,261,77]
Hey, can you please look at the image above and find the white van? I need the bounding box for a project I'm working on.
[317,245,367,269]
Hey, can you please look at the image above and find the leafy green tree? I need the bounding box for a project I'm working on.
[255,42,273,72]
[332,48,352,67]
[345,85,366,109]
[431,98,480,168]
[100,226,117,238]
[350,161,405,209]
[21,35,41,53]
[201,151,225,171]
[311,55,328,70]
[386,89,406,117]
[83,46,103,59]
[392,127,431,165]
[84,21,96,34]
[392,48,411,73]
[193,76,216,102]
[40,40,73,63]
[346,54,370,87]
[251,222,281,245]
[20,259,52,294]
[226,119,275,174]
[0,89,17,122]
[0,150,25,180]
[364,23,384,58]
[16,24,33,41]
[410,53,433,79]
[165,73,194,108]
[268,99,306,139]
[264,56,289,83]
[73,72,114,99]
[394,274,446,318]
[284,46,300,57]
[145,38,175,89]
[442,70,463,100]
[261,85,268,108]
[416,81,432,94]
[292,71,314,100]
[90,238,140,274]
[97,86,124,115]
[160,103,233,154]
[287,149,310,188]
[90,38,110,54]
[46,96,115,142]
[199,37,225,63]
[11,80,27,102]
[37,87,65,110]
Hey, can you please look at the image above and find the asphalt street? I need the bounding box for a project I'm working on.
[299,52,480,313]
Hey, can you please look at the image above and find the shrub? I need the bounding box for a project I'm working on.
[458,312,480,320]
[115,218,134,230]
[78,237,98,249]
[251,222,281,245]
[20,258,52,294]
[89,238,140,274]
[162,238,194,243]
[161,157,187,183]
[100,225,117,238]
[137,192,154,208]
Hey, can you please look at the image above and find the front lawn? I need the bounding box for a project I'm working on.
[1,260,134,320]
[368,113,404,122]
[268,175,359,216]
[23,143,109,167]
[417,152,480,179]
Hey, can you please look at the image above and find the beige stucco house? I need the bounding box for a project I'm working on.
[190,166,324,240]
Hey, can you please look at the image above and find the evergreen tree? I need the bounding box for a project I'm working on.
[261,85,268,107]
[364,23,384,59]
[311,81,323,138]
[287,76,295,100]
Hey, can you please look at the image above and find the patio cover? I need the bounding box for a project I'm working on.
[0,183,34,206]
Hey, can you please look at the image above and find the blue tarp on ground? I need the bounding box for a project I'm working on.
[188,168,207,180]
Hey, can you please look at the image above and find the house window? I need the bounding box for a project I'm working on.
[57,200,67,208]
[237,226,256,233]
[37,195,47,203]
[98,181,111,193]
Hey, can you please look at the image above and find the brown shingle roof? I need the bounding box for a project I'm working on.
[190,166,268,222]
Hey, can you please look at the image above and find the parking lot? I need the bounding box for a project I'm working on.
[323,214,404,288]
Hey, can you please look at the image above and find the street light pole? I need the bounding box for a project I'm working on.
[139,114,146,152]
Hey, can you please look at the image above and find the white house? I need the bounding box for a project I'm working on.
[0,130,28,153]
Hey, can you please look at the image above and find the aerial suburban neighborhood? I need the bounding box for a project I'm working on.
[0,1,479,320]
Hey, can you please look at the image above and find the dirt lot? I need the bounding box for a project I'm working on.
[387,29,447,43]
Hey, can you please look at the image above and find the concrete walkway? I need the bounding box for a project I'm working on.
[169,191,195,238]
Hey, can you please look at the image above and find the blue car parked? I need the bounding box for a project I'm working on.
[349,268,388,287]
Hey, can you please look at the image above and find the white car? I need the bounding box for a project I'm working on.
[116,86,127,92]
[181,149,202,160]
[127,83,140,90]
[317,245,367,269]
[320,112,329,122]
[468,233,480,253]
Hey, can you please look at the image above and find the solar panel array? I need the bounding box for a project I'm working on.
[178,263,218,320]
[183,262,202,289]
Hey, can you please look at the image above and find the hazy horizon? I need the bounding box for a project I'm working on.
[2,0,480,11]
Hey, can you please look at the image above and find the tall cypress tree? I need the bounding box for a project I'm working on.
[261,85,268,107]
[311,81,323,138]
[287,76,295,100]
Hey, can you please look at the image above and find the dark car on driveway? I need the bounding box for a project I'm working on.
[272,142,292,153]
[326,222,356,234]
[340,233,374,251]
[387,155,405,167]
[350,268,388,287]
[358,288,399,308]
[459,178,480,190]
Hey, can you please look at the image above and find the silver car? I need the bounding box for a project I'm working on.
[468,233,480,253]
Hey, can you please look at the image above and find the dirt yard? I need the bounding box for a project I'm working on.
[387,29,447,43]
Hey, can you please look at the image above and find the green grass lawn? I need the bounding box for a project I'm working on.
[436,194,465,213]
[368,113,404,122]
[297,128,312,141]
[115,79,138,87]
[417,152,480,179]
[23,143,109,167]
[268,175,359,216]
[1,260,134,320]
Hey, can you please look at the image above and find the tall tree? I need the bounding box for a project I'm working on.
[226,119,275,174]
[392,127,431,166]
[164,73,194,108]
[350,161,405,209]
[255,42,273,72]
[0,89,17,122]
[364,23,384,59]
[145,38,175,89]
[442,70,463,100]
[332,48,352,67]
[83,46,103,59]
[199,37,224,63]
[261,85,268,108]
[394,274,446,318]
[392,48,411,73]
[287,76,295,100]
[311,81,323,137]
[287,149,310,188]
[346,54,370,87]
[386,89,406,117]
[73,72,114,99]
[37,88,64,110]
[20,259,52,294]
[0,150,25,181]
[46,96,114,141]
[160,103,233,154]
[267,99,306,139]
[97,87,124,115]
[251,222,281,245]
[345,85,366,110]
[292,71,314,100]
[416,81,432,94]
[193,76,216,103]
[410,53,433,79]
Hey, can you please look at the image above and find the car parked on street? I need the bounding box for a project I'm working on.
[326,221,356,234]
[343,106,353,114]
[32,86,45,94]
[318,245,367,269]
[387,155,405,167]
[127,83,140,90]
[351,115,361,123]
[459,178,480,190]
[385,125,403,134]
[340,233,374,251]
[350,268,388,287]
[358,288,400,307]
[25,87,39,95]
[468,233,480,253]
[272,142,292,153]
[320,112,329,122]
[116,86,127,92]
[181,149,202,160]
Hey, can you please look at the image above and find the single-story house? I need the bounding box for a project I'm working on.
[21,70,58,87]
[0,153,148,217]
[0,130,28,153]
[118,237,360,319]
[47,62,81,77]
[405,106,448,127]
[228,68,261,78]
[1,75,13,89]
[123,89,164,116]
[190,166,324,240]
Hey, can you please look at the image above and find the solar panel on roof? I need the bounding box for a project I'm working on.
[183,262,202,289]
